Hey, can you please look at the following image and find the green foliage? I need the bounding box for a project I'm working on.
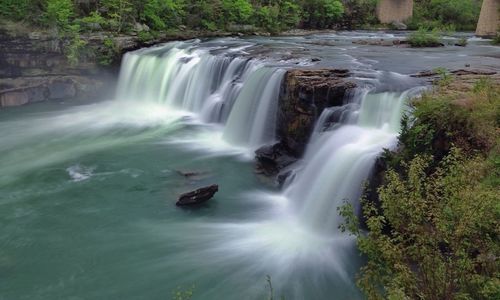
[43,0,74,30]
[341,0,378,29]
[100,0,134,32]
[279,1,301,29]
[77,11,107,32]
[0,0,32,20]
[0,0,486,33]
[493,33,500,46]
[222,0,254,24]
[367,151,497,299]
[96,36,118,66]
[408,0,481,31]
[65,33,88,65]
[256,5,280,32]
[138,30,155,42]
[142,0,186,30]
[301,0,344,28]
[456,37,468,47]
[342,77,500,300]
[434,67,453,86]
[407,27,442,47]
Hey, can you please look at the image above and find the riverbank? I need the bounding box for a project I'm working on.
[0,20,253,107]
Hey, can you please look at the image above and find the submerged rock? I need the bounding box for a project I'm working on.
[176,184,219,206]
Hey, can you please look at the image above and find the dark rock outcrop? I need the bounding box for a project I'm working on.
[277,69,356,157]
[176,185,219,206]
[255,142,298,176]
[256,68,356,180]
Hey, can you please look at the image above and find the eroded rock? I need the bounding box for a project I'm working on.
[255,143,297,176]
[277,68,356,157]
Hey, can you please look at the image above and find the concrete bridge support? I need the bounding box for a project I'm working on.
[476,0,499,37]
[376,0,414,24]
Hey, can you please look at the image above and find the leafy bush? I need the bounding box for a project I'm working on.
[341,149,499,300]
[407,27,442,47]
[0,0,32,21]
[222,0,254,24]
[301,0,344,28]
[256,5,280,32]
[77,11,107,32]
[455,37,468,47]
[43,0,74,30]
[142,0,186,30]
[96,37,118,66]
[65,32,88,65]
[340,77,500,299]
[493,33,500,46]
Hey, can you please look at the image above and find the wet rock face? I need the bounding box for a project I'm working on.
[0,76,105,107]
[0,26,113,108]
[255,142,298,176]
[277,69,356,157]
[256,68,356,181]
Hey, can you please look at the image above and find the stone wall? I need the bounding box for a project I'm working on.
[476,0,499,37]
[376,0,414,24]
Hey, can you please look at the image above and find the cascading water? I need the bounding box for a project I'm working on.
[285,89,421,234]
[3,33,496,300]
[113,41,425,296]
[115,41,285,149]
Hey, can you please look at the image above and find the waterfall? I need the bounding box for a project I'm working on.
[285,88,421,234]
[223,68,285,147]
[115,42,284,149]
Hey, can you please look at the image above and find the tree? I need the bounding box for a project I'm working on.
[300,0,344,28]
[222,0,254,24]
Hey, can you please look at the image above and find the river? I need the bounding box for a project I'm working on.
[1,31,498,300]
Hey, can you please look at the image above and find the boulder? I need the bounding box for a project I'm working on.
[176,184,219,206]
[255,143,297,176]
[277,69,356,157]
[391,21,407,30]
[0,90,29,107]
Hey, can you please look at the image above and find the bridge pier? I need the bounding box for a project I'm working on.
[476,0,499,37]
[376,0,414,24]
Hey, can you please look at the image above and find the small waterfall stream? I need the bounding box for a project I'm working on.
[285,89,422,234]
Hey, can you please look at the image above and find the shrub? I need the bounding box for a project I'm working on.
[340,77,500,299]
[342,150,500,300]
[407,27,442,47]
[455,37,468,47]
[43,0,75,30]
[65,32,88,65]
[492,33,500,46]
[222,0,254,24]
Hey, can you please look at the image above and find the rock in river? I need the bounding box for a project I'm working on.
[176,184,219,207]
